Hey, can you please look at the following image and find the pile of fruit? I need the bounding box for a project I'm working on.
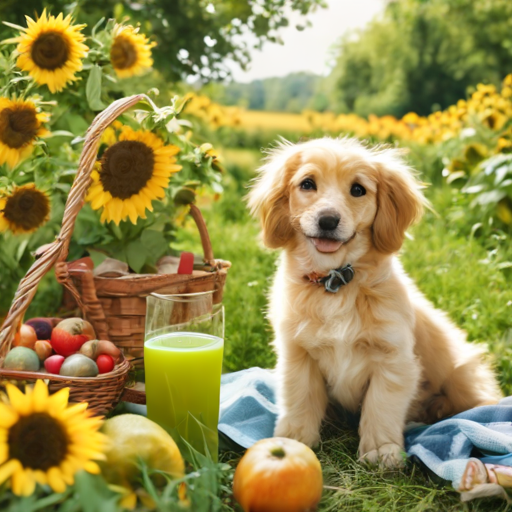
[2,317,121,377]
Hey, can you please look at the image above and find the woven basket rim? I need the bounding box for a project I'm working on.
[93,268,228,281]
[0,354,130,382]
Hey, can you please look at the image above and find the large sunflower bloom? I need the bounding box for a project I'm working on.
[0,380,107,496]
[110,25,156,78]
[0,98,50,169]
[86,125,181,225]
[0,184,51,234]
[13,9,88,93]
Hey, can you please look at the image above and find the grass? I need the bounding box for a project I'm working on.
[180,147,512,511]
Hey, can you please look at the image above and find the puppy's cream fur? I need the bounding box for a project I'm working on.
[248,137,502,468]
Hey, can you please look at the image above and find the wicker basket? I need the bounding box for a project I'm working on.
[0,94,215,414]
[61,203,229,367]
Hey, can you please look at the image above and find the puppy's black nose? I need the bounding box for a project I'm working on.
[318,215,340,231]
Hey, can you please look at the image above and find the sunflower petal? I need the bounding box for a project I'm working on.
[120,491,138,510]
[0,403,19,428]
[6,383,32,415]
[21,469,36,497]
[47,467,67,493]
[31,380,49,412]
[47,387,70,412]
[0,459,22,486]
[33,470,47,486]
[0,444,8,466]
[83,460,101,474]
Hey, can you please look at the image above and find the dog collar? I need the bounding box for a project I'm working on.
[305,264,355,293]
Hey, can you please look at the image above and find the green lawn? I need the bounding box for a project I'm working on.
[181,147,512,511]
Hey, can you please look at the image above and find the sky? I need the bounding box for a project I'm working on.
[230,0,385,83]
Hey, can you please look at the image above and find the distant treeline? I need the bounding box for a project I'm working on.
[204,0,512,118]
[203,72,329,114]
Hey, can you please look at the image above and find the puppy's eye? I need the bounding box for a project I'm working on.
[300,178,316,191]
[350,183,366,197]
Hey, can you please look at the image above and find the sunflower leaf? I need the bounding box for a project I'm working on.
[73,471,119,512]
[140,230,168,263]
[126,241,148,273]
[86,65,106,111]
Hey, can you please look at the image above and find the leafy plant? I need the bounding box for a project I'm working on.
[0,14,222,316]
[463,153,512,228]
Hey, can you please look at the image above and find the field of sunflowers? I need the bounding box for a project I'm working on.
[186,72,512,232]
[1,4,512,512]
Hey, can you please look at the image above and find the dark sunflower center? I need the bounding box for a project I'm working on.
[3,188,50,231]
[0,107,39,149]
[99,140,155,199]
[31,31,69,70]
[8,413,69,470]
[110,36,138,70]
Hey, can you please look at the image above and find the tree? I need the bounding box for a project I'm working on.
[330,0,512,117]
[0,0,325,82]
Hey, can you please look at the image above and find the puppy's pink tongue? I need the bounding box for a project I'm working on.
[311,238,343,253]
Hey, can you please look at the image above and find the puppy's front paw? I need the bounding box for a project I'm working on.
[274,416,320,447]
[359,443,405,469]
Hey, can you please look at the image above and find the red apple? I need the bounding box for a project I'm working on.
[50,318,96,356]
[96,354,115,374]
[44,355,65,374]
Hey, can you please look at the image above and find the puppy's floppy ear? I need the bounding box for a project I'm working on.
[372,150,427,254]
[247,144,302,249]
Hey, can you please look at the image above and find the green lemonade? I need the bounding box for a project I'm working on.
[144,332,224,461]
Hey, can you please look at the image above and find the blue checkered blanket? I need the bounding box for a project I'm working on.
[219,367,512,502]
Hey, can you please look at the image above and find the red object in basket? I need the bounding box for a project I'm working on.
[97,354,115,374]
[177,252,194,274]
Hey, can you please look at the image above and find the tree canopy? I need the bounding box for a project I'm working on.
[331,0,512,117]
[0,0,325,82]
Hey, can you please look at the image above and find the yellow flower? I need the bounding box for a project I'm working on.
[497,137,512,153]
[0,380,107,496]
[0,184,50,234]
[110,25,156,78]
[12,9,88,93]
[86,125,181,225]
[0,98,50,169]
[497,200,512,225]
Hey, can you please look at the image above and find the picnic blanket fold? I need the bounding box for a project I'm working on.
[219,367,512,501]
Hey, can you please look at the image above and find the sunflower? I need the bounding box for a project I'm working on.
[0,380,107,496]
[0,98,50,169]
[0,184,50,234]
[86,125,181,224]
[110,25,156,78]
[13,9,88,93]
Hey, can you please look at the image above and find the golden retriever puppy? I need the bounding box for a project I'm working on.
[247,137,502,468]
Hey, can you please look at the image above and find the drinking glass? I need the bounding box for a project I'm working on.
[144,291,224,461]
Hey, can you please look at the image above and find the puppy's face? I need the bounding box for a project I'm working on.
[248,138,426,268]
[288,151,377,256]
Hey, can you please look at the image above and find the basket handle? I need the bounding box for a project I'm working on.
[0,94,154,357]
[189,203,214,264]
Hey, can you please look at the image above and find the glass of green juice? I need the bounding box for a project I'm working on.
[144,291,224,461]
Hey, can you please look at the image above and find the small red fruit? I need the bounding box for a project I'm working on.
[50,318,95,357]
[44,355,65,374]
[96,354,115,374]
